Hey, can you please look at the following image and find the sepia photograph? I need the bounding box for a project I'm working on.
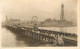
[1,0,77,47]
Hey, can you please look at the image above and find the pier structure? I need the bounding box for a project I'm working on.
[5,23,77,46]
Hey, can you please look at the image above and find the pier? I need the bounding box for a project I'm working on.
[4,23,77,46]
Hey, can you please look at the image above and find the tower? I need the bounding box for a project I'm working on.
[60,3,65,21]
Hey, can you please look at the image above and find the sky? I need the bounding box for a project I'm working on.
[0,0,77,22]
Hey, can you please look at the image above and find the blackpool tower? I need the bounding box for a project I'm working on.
[60,3,65,21]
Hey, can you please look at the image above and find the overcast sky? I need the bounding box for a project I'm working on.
[1,0,77,22]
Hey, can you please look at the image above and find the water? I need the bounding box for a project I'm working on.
[2,27,77,47]
[2,28,27,47]
[38,27,77,34]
